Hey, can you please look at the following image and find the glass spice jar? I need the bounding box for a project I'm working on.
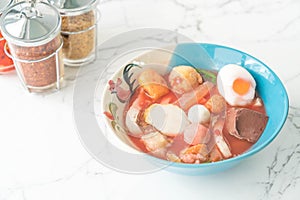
[0,0,15,74]
[0,1,64,93]
[47,0,99,67]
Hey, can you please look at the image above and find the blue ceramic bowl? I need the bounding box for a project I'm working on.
[102,43,289,175]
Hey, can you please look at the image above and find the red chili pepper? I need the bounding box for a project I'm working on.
[0,32,15,73]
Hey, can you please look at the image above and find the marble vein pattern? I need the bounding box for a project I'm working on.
[0,0,300,200]
[257,106,300,200]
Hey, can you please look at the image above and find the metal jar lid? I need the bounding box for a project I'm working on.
[47,0,99,16]
[0,1,61,47]
[0,0,14,14]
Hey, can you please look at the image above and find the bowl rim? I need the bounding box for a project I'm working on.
[101,42,289,168]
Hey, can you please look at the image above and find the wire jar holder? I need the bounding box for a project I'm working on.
[4,40,63,92]
[47,0,100,67]
[0,1,64,93]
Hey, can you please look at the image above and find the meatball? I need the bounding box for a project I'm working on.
[168,66,203,94]
[205,94,226,113]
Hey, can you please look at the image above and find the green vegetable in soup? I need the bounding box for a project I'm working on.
[195,68,217,84]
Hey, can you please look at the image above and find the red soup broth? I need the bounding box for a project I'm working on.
[123,70,267,161]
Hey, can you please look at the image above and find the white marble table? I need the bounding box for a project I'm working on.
[1,0,300,199]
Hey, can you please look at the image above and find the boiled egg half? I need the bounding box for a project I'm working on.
[217,64,256,106]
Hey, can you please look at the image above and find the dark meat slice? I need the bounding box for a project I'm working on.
[225,108,269,143]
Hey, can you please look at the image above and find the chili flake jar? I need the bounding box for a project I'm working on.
[0,1,64,93]
[0,0,15,74]
[47,0,99,67]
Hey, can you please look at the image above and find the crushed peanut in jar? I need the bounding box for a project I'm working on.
[61,10,95,60]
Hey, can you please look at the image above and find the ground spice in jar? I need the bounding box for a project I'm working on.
[0,1,64,92]
[61,10,96,61]
[9,36,63,87]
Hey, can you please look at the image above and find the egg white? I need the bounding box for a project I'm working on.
[217,64,256,106]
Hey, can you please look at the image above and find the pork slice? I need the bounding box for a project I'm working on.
[209,145,223,162]
[211,115,232,158]
[225,108,269,143]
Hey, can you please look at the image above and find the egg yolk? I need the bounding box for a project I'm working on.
[233,78,250,95]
